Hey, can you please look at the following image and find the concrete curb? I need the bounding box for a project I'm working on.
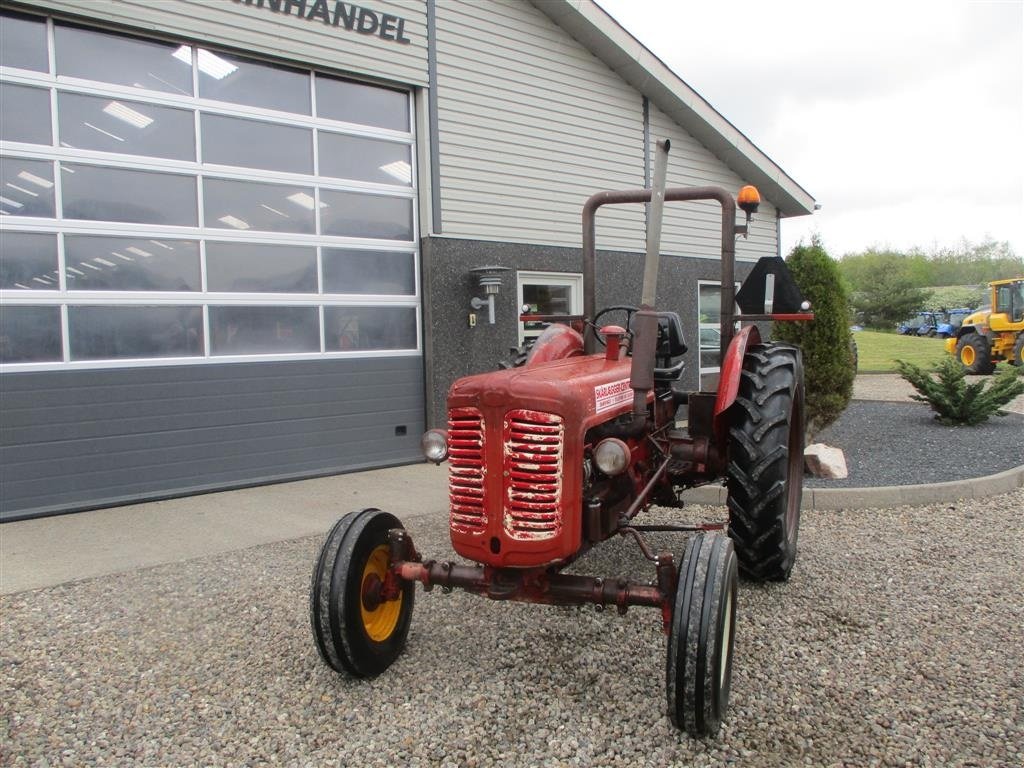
[680,463,1024,511]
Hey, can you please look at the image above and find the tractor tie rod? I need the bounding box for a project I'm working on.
[628,523,727,533]
[394,561,664,612]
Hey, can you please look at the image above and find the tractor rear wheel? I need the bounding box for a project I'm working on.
[666,532,738,737]
[310,508,415,677]
[956,333,995,374]
[726,343,804,582]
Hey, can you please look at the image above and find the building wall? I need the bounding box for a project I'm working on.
[433,0,645,250]
[648,104,778,262]
[430,0,779,261]
[0,357,424,521]
[14,0,429,87]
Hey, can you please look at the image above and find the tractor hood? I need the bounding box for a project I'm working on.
[447,353,636,432]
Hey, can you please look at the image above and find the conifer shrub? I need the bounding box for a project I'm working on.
[895,357,1024,426]
[772,237,855,437]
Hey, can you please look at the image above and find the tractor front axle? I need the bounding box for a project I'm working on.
[395,558,669,614]
[385,526,679,629]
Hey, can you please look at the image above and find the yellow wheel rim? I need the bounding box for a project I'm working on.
[360,545,402,642]
[960,345,975,366]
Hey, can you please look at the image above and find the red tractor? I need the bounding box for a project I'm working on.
[310,141,811,736]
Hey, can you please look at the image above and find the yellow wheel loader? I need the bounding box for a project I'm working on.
[945,277,1024,373]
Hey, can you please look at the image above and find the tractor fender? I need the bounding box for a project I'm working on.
[525,324,584,367]
[712,325,762,442]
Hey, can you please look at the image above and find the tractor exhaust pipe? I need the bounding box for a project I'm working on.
[629,139,670,418]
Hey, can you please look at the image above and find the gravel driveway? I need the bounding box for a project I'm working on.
[3,489,1022,767]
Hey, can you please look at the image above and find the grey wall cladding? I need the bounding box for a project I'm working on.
[0,357,424,520]
[421,236,754,429]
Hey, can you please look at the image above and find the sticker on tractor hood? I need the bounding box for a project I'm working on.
[594,379,632,414]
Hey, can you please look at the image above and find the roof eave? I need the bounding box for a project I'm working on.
[530,0,816,218]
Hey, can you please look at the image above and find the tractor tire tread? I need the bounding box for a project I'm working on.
[666,532,738,737]
[726,343,804,582]
[309,508,414,678]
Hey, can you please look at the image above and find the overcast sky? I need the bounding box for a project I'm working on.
[595,0,1024,259]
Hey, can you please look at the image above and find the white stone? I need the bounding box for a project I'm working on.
[804,443,849,479]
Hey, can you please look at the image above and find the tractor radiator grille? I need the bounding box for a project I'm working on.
[448,407,486,534]
[503,410,564,540]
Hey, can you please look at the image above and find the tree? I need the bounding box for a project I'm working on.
[773,236,855,437]
[850,275,929,329]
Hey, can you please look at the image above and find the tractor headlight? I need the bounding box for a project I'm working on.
[420,429,449,464]
[593,438,631,476]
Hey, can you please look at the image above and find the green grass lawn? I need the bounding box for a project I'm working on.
[854,330,948,372]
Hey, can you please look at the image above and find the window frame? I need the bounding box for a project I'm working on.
[515,270,583,345]
[0,11,421,371]
[697,279,739,380]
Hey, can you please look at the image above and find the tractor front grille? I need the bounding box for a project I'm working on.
[503,410,564,540]
[448,407,486,534]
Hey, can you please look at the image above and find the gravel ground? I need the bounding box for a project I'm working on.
[806,401,1024,487]
[3,489,1022,767]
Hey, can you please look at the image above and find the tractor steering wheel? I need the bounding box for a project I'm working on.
[592,305,640,347]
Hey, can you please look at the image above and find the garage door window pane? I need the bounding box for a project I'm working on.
[322,249,414,295]
[64,235,200,291]
[1,11,48,73]
[69,305,203,360]
[201,114,312,174]
[58,93,195,161]
[0,158,56,218]
[198,49,310,115]
[320,190,412,240]
[56,24,193,96]
[325,306,416,351]
[61,164,197,226]
[206,242,317,293]
[1,84,52,145]
[0,306,62,363]
[0,232,58,290]
[210,306,319,355]
[318,133,412,186]
[204,178,315,234]
[316,77,408,131]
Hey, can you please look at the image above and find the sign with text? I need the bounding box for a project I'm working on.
[232,0,412,44]
[594,379,632,414]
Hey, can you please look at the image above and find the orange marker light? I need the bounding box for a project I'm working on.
[737,185,761,214]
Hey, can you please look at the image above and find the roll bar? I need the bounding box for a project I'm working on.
[581,186,739,358]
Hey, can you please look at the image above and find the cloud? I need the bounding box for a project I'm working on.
[595,0,1023,255]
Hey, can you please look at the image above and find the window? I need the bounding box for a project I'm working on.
[0,84,51,144]
[516,272,583,345]
[0,10,418,370]
[58,93,195,160]
[0,11,48,72]
[697,281,738,388]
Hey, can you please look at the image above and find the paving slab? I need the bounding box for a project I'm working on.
[0,462,447,595]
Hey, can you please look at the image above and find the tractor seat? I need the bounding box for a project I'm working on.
[653,312,687,382]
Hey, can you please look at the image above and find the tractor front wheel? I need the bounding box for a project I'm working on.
[310,508,415,677]
[956,333,995,374]
[726,343,804,582]
[666,532,738,737]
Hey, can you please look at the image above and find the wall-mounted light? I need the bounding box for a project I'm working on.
[468,265,510,325]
